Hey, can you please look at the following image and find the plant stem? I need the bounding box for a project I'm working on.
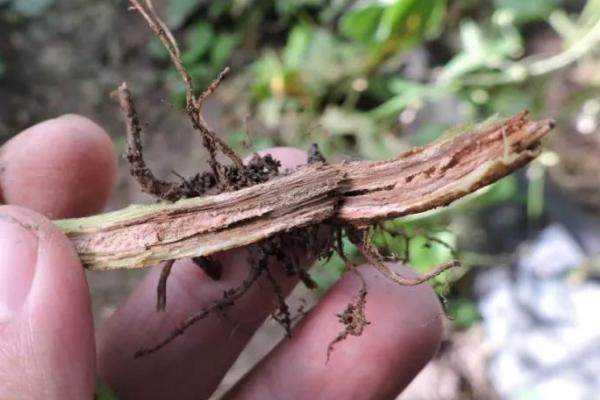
[55,113,553,271]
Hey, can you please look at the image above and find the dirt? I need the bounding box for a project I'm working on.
[326,272,370,362]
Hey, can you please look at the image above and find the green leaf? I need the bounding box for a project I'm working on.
[368,79,432,119]
[376,0,419,42]
[283,24,314,69]
[250,53,284,100]
[210,33,239,69]
[527,161,545,221]
[166,0,202,29]
[461,20,485,54]
[182,22,214,65]
[408,231,456,271]
[493,0,558,23]
[437,20,523,84]
[0,56,5,79]
[379,0,444,43]
[340,0,445,46]
[447,299,479,329]
[424,0,446,38]
[339,5,385,43]
[208,0,233,19]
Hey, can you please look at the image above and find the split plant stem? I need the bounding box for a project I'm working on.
[55,113,553,271]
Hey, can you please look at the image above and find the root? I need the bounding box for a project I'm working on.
[122,0,309,357]
[308,143,327,164]
[120,0,289,202]
[156,259,175,311]
[118,81,281,201]
[376,223,459,263]
[326,270,370,363]
[127,0,246,189]
[264,265,293,338]
[323,223,458,361]
[376,223,411,263]
[354,226,459,286]
[135,260,266,358]
[137,227,325,357]
[421,233,458,258]
[116,83,180,201]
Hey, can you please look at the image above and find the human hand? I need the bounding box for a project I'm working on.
[0,115,443,399]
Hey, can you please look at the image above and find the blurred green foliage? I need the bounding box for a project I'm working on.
[152,0,600,327]
[447,298,480,328]
[157,0,599,157]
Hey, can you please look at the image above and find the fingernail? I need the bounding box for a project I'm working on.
[0,215,37,321]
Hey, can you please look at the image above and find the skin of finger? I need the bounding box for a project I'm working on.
[0,206,95,399]
[97,148,314,399]
[225,264,443,400]
[0,114,117,219]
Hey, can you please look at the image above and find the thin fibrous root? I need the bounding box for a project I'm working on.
[357,228,459,285]
[156,259,175,312]
[116,83,179,201]
[349,226,459,285]
[127,0,246,187]
[135,261,266,358]
[421,234,458,258]
[308,143,327,164]
[197,66,230,109]
[264,265,293,337]
[376,223,459,263]
[127,0,190,103]
[326,270,370,363]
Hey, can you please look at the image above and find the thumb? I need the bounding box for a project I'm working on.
[0,206,95,399]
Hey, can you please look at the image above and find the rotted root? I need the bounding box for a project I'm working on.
[326,271,370,363]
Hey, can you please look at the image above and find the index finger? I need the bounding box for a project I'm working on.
[0,115,117,219]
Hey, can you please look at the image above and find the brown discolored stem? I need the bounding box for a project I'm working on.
[55,113,553,271]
